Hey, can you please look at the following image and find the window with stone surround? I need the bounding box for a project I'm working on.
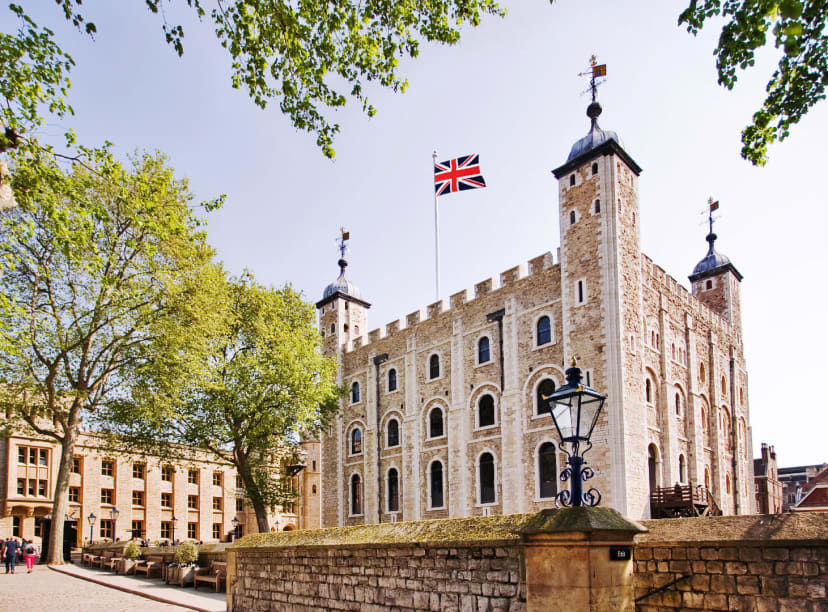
[569,210,576,225]
[72,457,81,474]
[536,316,552,346]
[351,427,362,455]
[213,496,222,510]
[212,523,221,540]
[675,393,682,416]
[679,454,686,483]
[188,522,197,539]
[386,418,400,448]
[161,465,174,481]
[188,469,198,484]
[576,279,586,305]
[213,472,223,487]
[69,487,80,503]
[161,492,172,508]
[100,488,113,505]
[161,521,172,540]
[388,368,397,392]
[387,468,399,513]
[428,354,440,380]
[429,461,444,509]
[351,381,360,403]
[132,520,144,538]
[188,494,198,510]
[569,174,575,186]
[538,443,557,498]
[236,498,244,512]
[132,490,144,506]
[479,452,496,504]
[477,394,495,428]
[477,336,491,364]
[591,162,598,175]
[101,460,114,477]
[428,407,444,438]
[99,519,112,539]
[594,199,600,214]
[132,463,145,479]
[350,473,362,515]
[535,379,556,415]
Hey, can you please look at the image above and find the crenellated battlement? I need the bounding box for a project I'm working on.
[338,251,556,354]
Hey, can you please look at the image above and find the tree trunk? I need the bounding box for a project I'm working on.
[48,429,78,564]
[234,450,271,534]
[251,498,270,534]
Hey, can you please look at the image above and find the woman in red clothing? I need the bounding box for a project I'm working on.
[22,539,37,573]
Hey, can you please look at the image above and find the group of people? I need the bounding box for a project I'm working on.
[2,537,38,574]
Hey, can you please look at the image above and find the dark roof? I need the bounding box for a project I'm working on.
[688,232,743,282]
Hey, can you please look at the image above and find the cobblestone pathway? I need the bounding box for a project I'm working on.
[0,564,192,611]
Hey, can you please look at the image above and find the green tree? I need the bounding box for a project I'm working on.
[98,273,340,534]
[0,147,218,563]
[679,0,828,165]
[3,1,504,159]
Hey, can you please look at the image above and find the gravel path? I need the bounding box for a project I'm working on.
[0,564,192,611]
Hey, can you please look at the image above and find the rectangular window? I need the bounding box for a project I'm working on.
[72,457,81,474]
[161,466,174,482]
[188,495,198,510]
[188,469,198,484]
[29,448,36,464]
[99,519,112,539]
[212,472,222,487]
[12,516,20,537]
[38,480,47,497]
[131,520,144,539]
[235,498,244,512]
[161,492,172,508]
[17,479,25,496]
[576,280,585,304]
[18,448,25,464]
[34,520,41,538]
[236,475,243,489]
[27,480,35,496]
[101,489,113,505]
[187,522,197,539]
[39,449,48,466]
[101,460,114,477]
[212,523,221,540]
[132,490,144,506]
[132,464,145,479]
[68,487,80,503]
[212,496,222,511]
[160,521,172,540]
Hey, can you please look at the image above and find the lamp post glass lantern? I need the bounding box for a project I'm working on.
[110,507,119,541]
[231,517,239,542]
[87,513,96,544]
[544,357,606,507]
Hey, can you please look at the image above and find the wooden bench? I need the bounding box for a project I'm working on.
[102,551,123,571]
[133,555,164,578]
[81,552,96,567]
[193,562,227,592]
[91,550,115,568]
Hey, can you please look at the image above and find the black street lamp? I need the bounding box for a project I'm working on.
[544,357,607,507]
[231,517,239,543]
[171,516,178,543]
[110,507,119,541]
[87,513,96,543]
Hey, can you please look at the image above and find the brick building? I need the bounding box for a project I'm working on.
[779,463,828,511]
[753,442,783,514]
[318,98,754,525]
[0,431,320,547]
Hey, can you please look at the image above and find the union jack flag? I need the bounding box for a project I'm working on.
[434,154,487,197]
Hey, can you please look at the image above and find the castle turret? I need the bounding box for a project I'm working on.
[316,230,370,357]
[689,203,743,329]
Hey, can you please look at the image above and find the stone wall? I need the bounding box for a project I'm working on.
[634,514,828,611]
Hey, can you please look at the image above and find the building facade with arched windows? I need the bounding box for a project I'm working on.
[316,100,753,525]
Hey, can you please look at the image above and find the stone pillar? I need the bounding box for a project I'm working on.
[226,547,236,611]
[520,507,646,612]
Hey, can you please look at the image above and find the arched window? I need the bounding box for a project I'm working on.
[591,162,598,175]
[706,279,712,290]
[429,354,440,379]
[645,379,652,403]
[351,381,360,403]
[478,394,495,428]
[679,454,686,483]
[569,174,575,186]
[536,379,556,415]
[387,468,399,513]
[594,199,601,213]
[536,316,551,346]
[647,444,658,492]
[351,428,362,455]
[386,419,400,448]
[479,452,495,504]
[354,325,359,336]
[350,474,362,515]
[388,368,397,392]
[428,407,444,438]
[312,485,317,494]
[675,393,681,416]
[478,337,491,364]
[721,376,727,395]
[538,443,557,498]
[429,461,444,508]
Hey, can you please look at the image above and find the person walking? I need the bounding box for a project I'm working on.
[23,539,36,573]
[4,537,20,574]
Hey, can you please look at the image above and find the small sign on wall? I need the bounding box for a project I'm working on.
[609,546,632,562]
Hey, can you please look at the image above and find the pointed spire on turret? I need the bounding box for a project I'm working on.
[319,228,367,304]
[690,198,742,283]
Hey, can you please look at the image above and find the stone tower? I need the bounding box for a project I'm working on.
[552,98,645,516]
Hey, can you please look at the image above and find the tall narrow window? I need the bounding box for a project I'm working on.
[479,453,495,504]
[591,162,598,175]
[538,443,557,498]
[350,474,362,515]
[351,428,362,454]
[569,174,575,186]
[536,379,556,415]
[536,316,551,346]
[429,407,444,438]
[704,468,711,489]
[351,381,360,403]
[387,419,400,448]
[645,379,652,403]
[478,337,490,364]
[429,354,440,379]
[388,368,397,392]
[387,468,399,513]
[594,199,601,213]
[679,454,686,483]
[648,444,658,492]
[675,393,681,415]
[330,323,335,334]
[430,461,444,508]
[577,280,585,304]
[569,210,576,225]
[478,394,495,428]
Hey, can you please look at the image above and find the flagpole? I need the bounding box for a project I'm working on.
[433,150,440,301]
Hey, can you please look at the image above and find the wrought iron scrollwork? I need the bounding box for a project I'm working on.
[554,440,602,508]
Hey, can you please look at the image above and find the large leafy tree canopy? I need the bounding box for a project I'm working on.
[679,0,828,165]
[97,272,341,533]
[0,147,219,561]
[3,0,505,159]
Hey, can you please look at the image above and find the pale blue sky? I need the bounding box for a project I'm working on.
[18,1,828,466]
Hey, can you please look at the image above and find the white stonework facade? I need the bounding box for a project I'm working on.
[318,106,753,525]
